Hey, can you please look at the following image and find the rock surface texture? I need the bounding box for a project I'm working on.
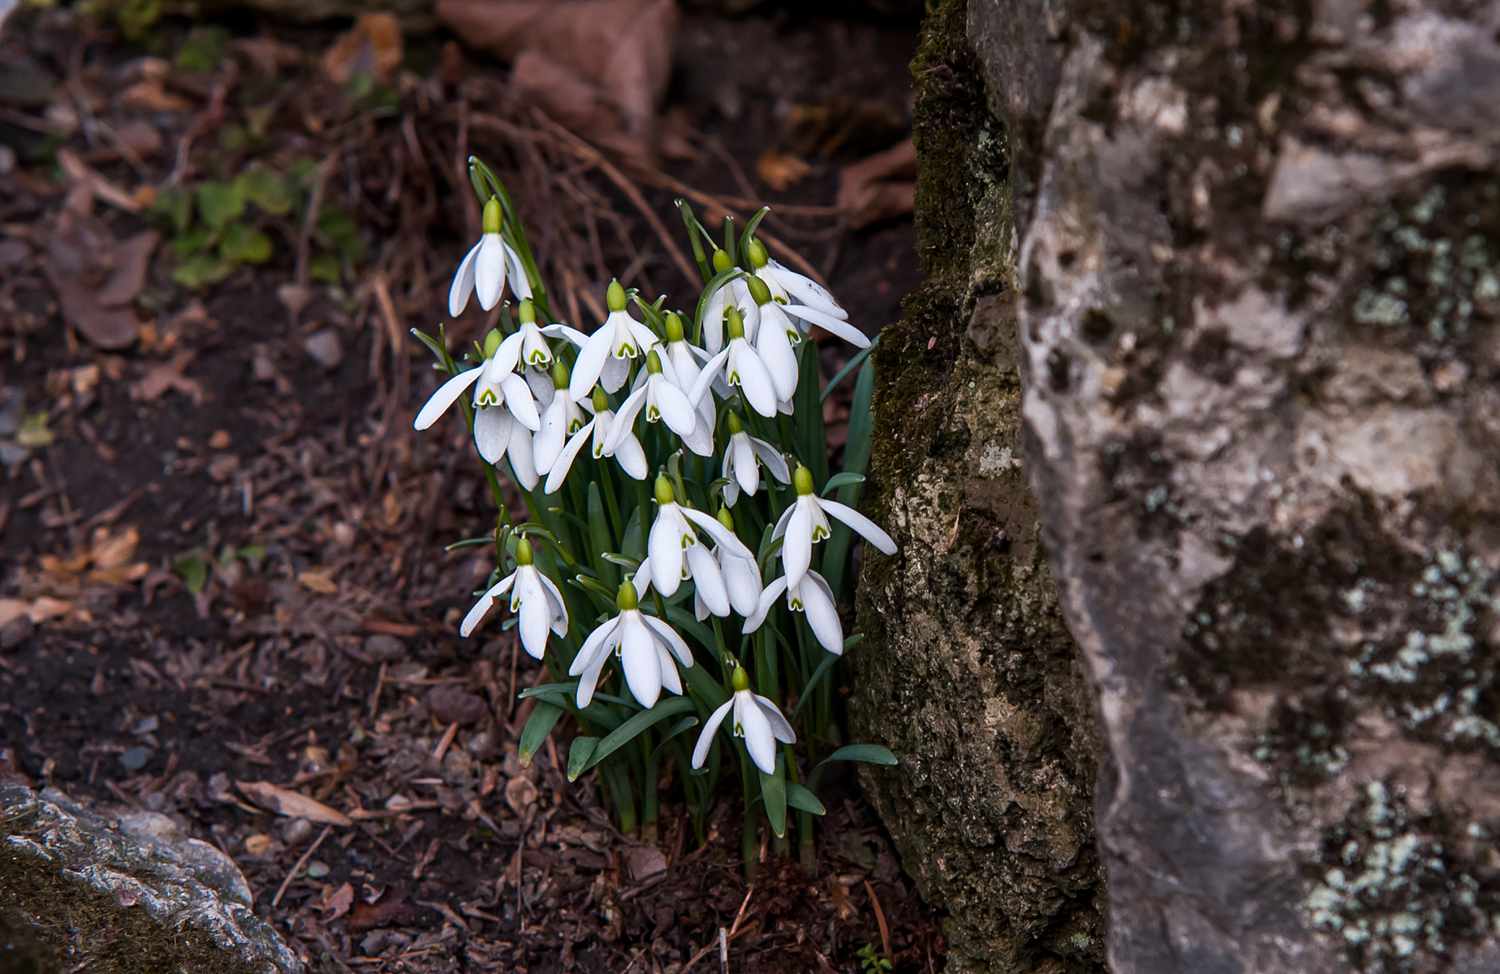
[0,780,303,973]
[996,0,1500,972]
[850,2,1106,971]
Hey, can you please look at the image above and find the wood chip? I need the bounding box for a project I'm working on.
[236,779,352,826]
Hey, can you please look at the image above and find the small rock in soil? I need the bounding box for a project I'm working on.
[303,328,344,370]
[1,616,34,650]
[427,685,488,726]
[119,746,152,772]
[280,817,313,845]
[364,633,405,661]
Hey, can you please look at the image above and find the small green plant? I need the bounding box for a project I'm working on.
[412,158,898,871]
[857,942,893,973]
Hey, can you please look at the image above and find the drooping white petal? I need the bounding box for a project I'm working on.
[755,305,800,402]
[534,397,571,473]
[691,699,735,768]
[648,506,687,597]
[535,571,570,635]
[722,551,762,616]
[685,543,730,617]
[819,499,897,554]
[604,385,649,454]
[414,367,482,430]
[619,613,662,708]
[568,329,614,402]
[611,433,649,480]
[742,575,788,633]
[570,615,620,677]
[753,693,798,744]
[474,234,507,310]
[657,642,683,695]
[666,341,703,391]
[540,322,589,347]
[767,260,845,318]
[543,417,597,494]
[687,348,730,406]
[797,572,844,655]
[506,418,539,489]
[459,571,516,637]
[500,372,541,431]
[749,437,791,484]
[729,341,778,417]
[631,561,652,600]
[652,379,698,438]
[490,332,525,376]
[730,434,759,496]
[502,240,532,299]
[517,572,551,659]
[680,507,753,564]
[473,405,512,465]
[771,503,796,541]
[520,323,552,367]
[735,691,778,774]
[783,502,814,587]
[702,284,728,355]
[788,303,870,348]
[681,415,714,457]
[627,319,660,356]
[599,354,630,393]
[448,241,482,317]
[524,364,555,407]
[641,613,694,667]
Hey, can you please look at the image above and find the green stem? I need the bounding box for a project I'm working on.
[739,756,758,880]
[639,734,659,842]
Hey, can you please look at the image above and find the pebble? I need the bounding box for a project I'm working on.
[427,685,488,726]
[1,615,34,650]
[363,634,404,661]
[281,817,313,845]
[119,746,152,772]
[303,329,344,370]
[305,860,330,879]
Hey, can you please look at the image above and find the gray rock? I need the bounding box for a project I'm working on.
[986,0,1500,971]
[0,615,32,650]
[303,329,344,370]
[0,781,303,973]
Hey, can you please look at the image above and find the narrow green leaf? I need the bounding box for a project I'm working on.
[677,198,712,281]
[814,743,898,773]
[410,328,451,369]
[786,782,826,816]
[822,356,876,597]
[820,338,878,404]
[822,472,865,494]
[722,216,737,265]
[518,702,564,767]
[759,756,788,838]
[583,697,696,772]
[738,207,770,255]
[650,715,700,760]
[692,267,746,346]
[567,736,599,781]
[793,341,827,489]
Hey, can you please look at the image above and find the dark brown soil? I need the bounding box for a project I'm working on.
[0,4,938,973]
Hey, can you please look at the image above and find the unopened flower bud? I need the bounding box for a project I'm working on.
[711,249,732,273]
[745,237,768,269]
[745,275,772,307]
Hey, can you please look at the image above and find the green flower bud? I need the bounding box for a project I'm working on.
[515,536,534,566]
[551,360,571,390]
[793,464,815,496]
[646,349,663,374]
[654,473,675,506]
[716,505,735,533]
[482,328,503,358]
[725,306,746,341]
[731,666,750,693]
[591,387,611,413]
[745,237,769,269]
[518,298,536,324]
[606,279,627,313]
[711,249,732,273]
[745,275,772,307]
[482,197,503,235]
[615,580,639,612]
[726,411,743,435]
[664,312,685,343]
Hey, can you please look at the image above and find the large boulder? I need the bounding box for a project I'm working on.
[850,2,1106,971]
[1002,1,1500,972]
[0,781,303,973]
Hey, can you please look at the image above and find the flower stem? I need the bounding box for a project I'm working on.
[639,734,659,843]
[739,756,758,881]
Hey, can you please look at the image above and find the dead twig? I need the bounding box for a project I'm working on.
[272,824,332,908]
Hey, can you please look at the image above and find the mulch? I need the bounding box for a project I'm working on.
[0,5,938,971]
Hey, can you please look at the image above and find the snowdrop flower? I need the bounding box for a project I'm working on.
[646,475,754,598]
[533,362,587,474]
[460,538,567,658]
[688,307,778,418]
[606,350,702,455]
[744,275,801,403]
[773,465,896,588]
[662,312,716,453]
[412,330,542,487]
[743,569,844,656]
[694,506,761,619]
[746,238,870,351]
[449,197,530,316]
[721,412,790,506]
[487,298,554,374]
[543,387,647,493]
[690,666,795,775]
[567,280,660,400]
[701,249,759,354]
[569,581,694,709]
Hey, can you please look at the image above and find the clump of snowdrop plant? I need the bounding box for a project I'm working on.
[412,158,896,872]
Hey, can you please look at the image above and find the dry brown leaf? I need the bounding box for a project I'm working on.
[236,780,352,826]
[96,232,159,307]
[120,79,193,113]
[298,569,338,595]
[57,149,144,214]
[0,597,73,628]
[322,13,404,85]
[756,150,813,192]
[324,882,355,921]
[132,351,205,404]
[43,211,146,350]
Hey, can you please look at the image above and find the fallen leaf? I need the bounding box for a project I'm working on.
[57,149,144,214]
[756,150,813,192]
[43,212,144,349]
[322,13,403,85]
[347,890,433,932]
[132,350,205,404]
[504,775,538,813]
[96,232,160,307]
[836,138,917,229]
[623,844,668,883]
[120,78,193,113]
[298,569,338,595]
[324,882,355,921]
[236,780,352,826]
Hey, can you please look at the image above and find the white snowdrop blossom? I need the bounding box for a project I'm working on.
[693,506,761,619]
[688,306,778,418]
[701,251,759,354]
[743,237,869,349]
[460,539,567,659]
[568,280,660,400]
[691,667,796,775]
[645,475,756,599]
[661,313,716,455]
[543,387,647,492]
[533,362,587,474]
[449,197,531,316]
[569,582,694,709]
[607,349,702,455]
[488,298,555,373]
[412,329,542,486]
[743,568,844,656]
[721,412,790,506]
[773,464,896,588]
